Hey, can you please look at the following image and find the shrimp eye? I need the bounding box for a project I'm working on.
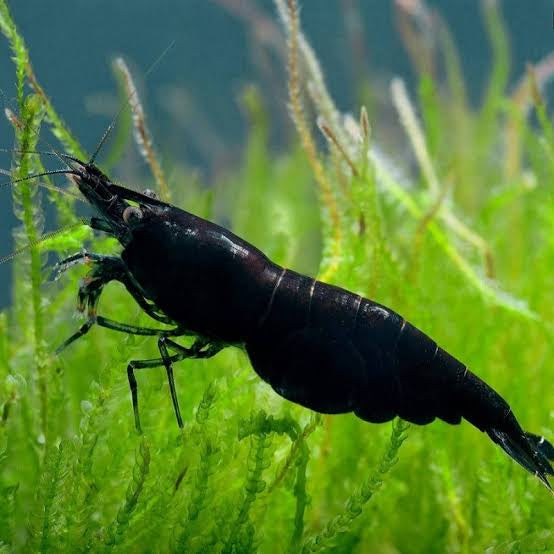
[123,206,143,224]
[143,188,158,199]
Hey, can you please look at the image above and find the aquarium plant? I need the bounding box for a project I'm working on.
[0,0,553,552]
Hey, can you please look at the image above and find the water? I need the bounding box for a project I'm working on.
[0,0,552,308]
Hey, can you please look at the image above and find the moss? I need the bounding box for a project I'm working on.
[0,0,553,552]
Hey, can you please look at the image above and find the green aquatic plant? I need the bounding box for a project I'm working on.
[1,0,553,552]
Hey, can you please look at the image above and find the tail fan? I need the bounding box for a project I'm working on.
[526,432,554,462]
[487,428,553,492]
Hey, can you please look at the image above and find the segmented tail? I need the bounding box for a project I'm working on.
[487,428,554,491]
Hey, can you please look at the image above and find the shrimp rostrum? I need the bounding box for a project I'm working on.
[51,156,553,490]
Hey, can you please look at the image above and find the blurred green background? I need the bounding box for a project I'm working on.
[0,1,553,552]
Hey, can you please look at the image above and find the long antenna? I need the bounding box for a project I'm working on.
[5,108,76,172]
[0,168,85,203]
[88,40,176,165]
[0,218,88,265]
[0,169,78,190]
[0,147,82,165]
